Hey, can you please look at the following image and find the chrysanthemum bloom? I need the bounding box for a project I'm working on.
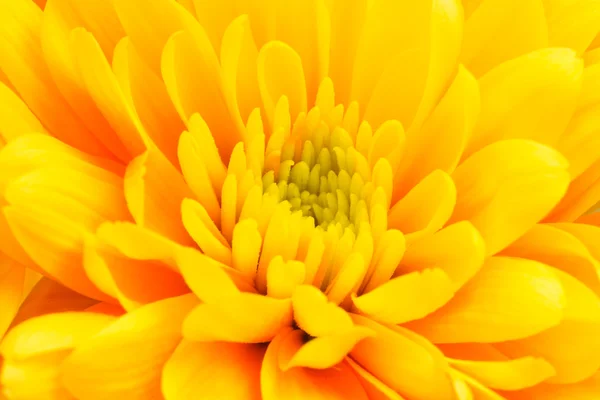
[1,0,600,398]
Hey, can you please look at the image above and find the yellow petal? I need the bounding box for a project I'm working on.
[353,268,455,325]
[257,41,307,127]
[451,139,570,255]
[465,49,583,155]
[4,206,112,302]
[261,328,368,400]
[83,237,189,311]
[350,314,455,400]
[1,312,115,361]
[461,0,547,77]
[292,284,353,337]
[448,356,555,391]
[70,28,147,159]
[115,0,214,74]
[231,218,262,279]
[41,0,132,162]
[449,368,506,400]
[400,221,486,291]
[284,326,373,370]
[1,312,115,400]
[161,340,264,400]
[0,258,25,339]
[115,37,184,167]
[177,133,221,225]
[557,103,600,182]
[0,0,110,157]
[220,15,262,130]
[8,277,97,334]
[546,158,600,222]
[174,247,245,303]
[497,267,600,384]
[328,0,368,105]
[361,229,405,293]
[346,358,407,400]
[508,371,600,400]
[181,198,231,265]
[1,350,74,400]
[266,257,305,299]
[389,170,456,243]
[544,0,600,54]
[124,148,195,246]
[182,293,292,343]
[501,224,600,295]
[355,0,461,130]
[0,83,46,142]
[394,66,479,199]
[161,30,240,157]
[406,257,565,343]
[60,295,198,400]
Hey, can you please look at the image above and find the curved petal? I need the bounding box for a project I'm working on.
[507,371,600,400]
[497,267,600,384]
[448,356,555,391]
[0,82,47,142]
[261,328,368,400]
[60,295,198,400]
[161,340,264,400]
[394,66,479,199]
[182,293,292,343]
[461,0,547,77]
[389,170,456,243]
[347,358,407,400]
[257,41,307,127]
[400,221,486,291]
[0,257,26,339]
[0,0,110,157]
[124,147,195,246]
[353,268,455,325]
[501,224,600,295]
[1,312,115,400]
[465,49,583,155]
[161,29,239,157]
[8,277,97,333]
[451,139,570,255]
[544,0,600,54]
[350,314,455,400]
[406,257,565,343]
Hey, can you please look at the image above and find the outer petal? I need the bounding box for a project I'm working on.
[0,83,47,142]
[405,257,565,343]
[461,0,547,77]
[465,49,583,155]
[400,221,486,291]
[350,315,455,400]
[544,0,600,54]
[501,224,600,295]
[497,267,600,384]
[0,312,115,400]
[261,328,368,400]
[507,371,600,400]
[394,66,479,199]
[347,358,407,400]
[161,340,264,400]
[448,356,555,391]
[0,0,110,157]
[60,294,198,400]
[182,293,292,343]
[451,139,570,255]
[0,257,26,339]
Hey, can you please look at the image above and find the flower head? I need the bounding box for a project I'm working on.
[1,0,600,399]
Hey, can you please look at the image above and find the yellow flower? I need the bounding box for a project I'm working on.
[1,0,600,398]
